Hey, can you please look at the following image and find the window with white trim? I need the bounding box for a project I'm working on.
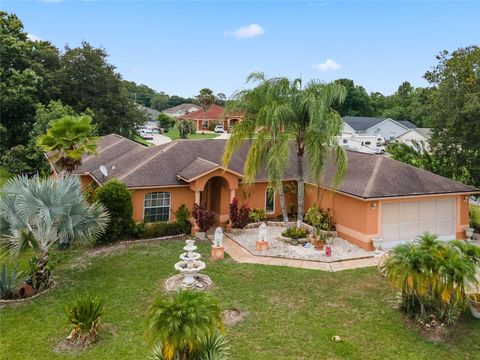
[144,192,171,222]
[265,187,275,214]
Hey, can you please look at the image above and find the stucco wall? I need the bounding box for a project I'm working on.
[364,119,408,140]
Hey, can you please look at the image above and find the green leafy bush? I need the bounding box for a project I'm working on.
[134,221,185,239]
[94,179,134,243]
[381,233,480,325]
[281,226,308,239]
[65,294,104,343]
[304,204,334,231]
[0,264,22,300]
[249,208,267,223]
[174,204,192,234]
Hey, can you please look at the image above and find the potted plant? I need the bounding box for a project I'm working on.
[313,229,325,250]
[192,203,214,240]
[469,293,480,319]
[280,226,308,246]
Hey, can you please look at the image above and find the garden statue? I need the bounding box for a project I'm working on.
[214,227,223,247]
[259,222,267,241]
[256,222,269,251]
[211,227,225,260]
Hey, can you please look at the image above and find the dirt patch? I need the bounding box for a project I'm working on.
[54,332,96,354]
[406,317,447,343]
[223,308,247,326]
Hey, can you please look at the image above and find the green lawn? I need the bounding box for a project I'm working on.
[163,128,220,140]
[0,166,12,188]
[134,135,155,146]
[1,240,479,360]
[471,204,480,226]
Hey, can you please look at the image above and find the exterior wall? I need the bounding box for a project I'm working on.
[397,130,429,149]
[79,174,95,189]
[131,186,195,223]
[364,119,408,140]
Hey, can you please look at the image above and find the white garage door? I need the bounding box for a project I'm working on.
[381,199,456,249]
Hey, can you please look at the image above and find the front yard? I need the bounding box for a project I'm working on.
[163,128,220,140]
[1,239,479,360]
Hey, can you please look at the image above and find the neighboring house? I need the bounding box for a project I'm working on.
[343,116,416,141]
[163,103,202,117]
[178,104,242,131]
[397,128,432,149]
[57,134,478,251]
[138,105,161,128]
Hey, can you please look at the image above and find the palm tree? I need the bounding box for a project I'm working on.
[0,175,109,290]
[37,115,98,174]
[146,290,224,360]
[176,120,196,139]
[223,72,347,224]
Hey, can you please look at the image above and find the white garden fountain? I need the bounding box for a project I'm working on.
[165,239,212,291]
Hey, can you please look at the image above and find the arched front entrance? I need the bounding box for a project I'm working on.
[200,176,231,223]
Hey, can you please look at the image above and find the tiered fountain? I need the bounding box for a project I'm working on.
[164,239,212,292]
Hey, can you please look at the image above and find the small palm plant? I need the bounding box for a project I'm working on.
[146,290,225,360]
[65,294,105,346]
[0,175,109,290]
[381,232,480,324]
[0,264,23,299]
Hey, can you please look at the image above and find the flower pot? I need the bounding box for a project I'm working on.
[466,227,475,240]
[469,294,480,319]
[314,241,325,250]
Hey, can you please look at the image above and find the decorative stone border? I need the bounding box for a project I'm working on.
[278,234,310,246]
[0,280,56,305]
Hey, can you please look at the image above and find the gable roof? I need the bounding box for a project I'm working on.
[163,103,201,114]
[343,116,417,132]
[178,104,224,121]
[70,135,478,198]
[415,128,432,138]
[138,105,161,119]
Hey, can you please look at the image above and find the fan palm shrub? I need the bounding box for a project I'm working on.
[64,294,105,346]
[0,264,23,299]
[0,175,109,290]
[381,232,480,324]
[223,72,347,224]
[37,115,98,174]
[146,290,224,360]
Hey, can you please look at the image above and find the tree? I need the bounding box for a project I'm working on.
[146,290,224,360]
[94,179,134,243]
[195,88,215,111]
[37,115,98,174]
[157,113,176,132]
[387,141,441,174]
[216,92,226,106]
[224,72,348,224]
[176,120,196,139]
[0,175,109,290]
[332,79,374,116]
[56,41,147,138]
[425,46,480,187]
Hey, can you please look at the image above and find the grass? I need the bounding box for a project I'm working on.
[134,135,155,147]
[0,166,12,188]
[163,128,220,140]
[1,240,479,360]
[471,204,480,226]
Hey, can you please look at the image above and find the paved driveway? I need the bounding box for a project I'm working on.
[150,133,172,145]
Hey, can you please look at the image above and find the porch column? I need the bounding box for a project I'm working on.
[230,189,236,201]
[195,189,201,204]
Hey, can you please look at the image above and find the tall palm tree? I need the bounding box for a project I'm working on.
[0,175,109,290]
[223,72,348,224]
[146,290,224,360]
[37,115,98,174]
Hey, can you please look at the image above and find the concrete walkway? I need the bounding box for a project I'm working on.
[150,133,172,146]
[219,235,380,272]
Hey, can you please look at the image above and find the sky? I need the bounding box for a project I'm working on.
[3,0,480,98]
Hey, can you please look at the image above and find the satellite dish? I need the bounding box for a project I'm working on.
[99,165,108,177]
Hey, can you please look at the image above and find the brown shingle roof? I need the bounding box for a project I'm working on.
[74,135,478,198]
[178,104,224,121]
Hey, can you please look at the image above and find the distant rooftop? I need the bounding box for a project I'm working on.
[343,116,416,132]
[163,103,201,114]
[179,104,225,121]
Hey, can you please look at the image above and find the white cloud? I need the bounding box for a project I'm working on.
[27,33,42,42]
[225,24,265,39]
[313,59,341,72]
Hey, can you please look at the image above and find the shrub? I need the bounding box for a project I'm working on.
[249,208,267,223]
[174,204,192,234]
[65,294,104,345]
[192,203,215,232]
[229,197,250,229]
[381,233,480,325]
[281,226,308,239]
[304,204,335,231]
[157,113,176,132]
[0,264,22,300]
[134,221,185,239]
[94,179,134,243]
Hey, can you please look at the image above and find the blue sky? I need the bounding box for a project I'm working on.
[4,1,479,98]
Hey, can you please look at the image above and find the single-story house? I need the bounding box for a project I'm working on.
[397,128,432,149]
[343,116,417,141]
[138,105,161,128]
[162,103,202,117]
[178,104,242,131]
[62,134,478,250]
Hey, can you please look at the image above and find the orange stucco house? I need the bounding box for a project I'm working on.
[178,104,242,132]
[65,134,478,251]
